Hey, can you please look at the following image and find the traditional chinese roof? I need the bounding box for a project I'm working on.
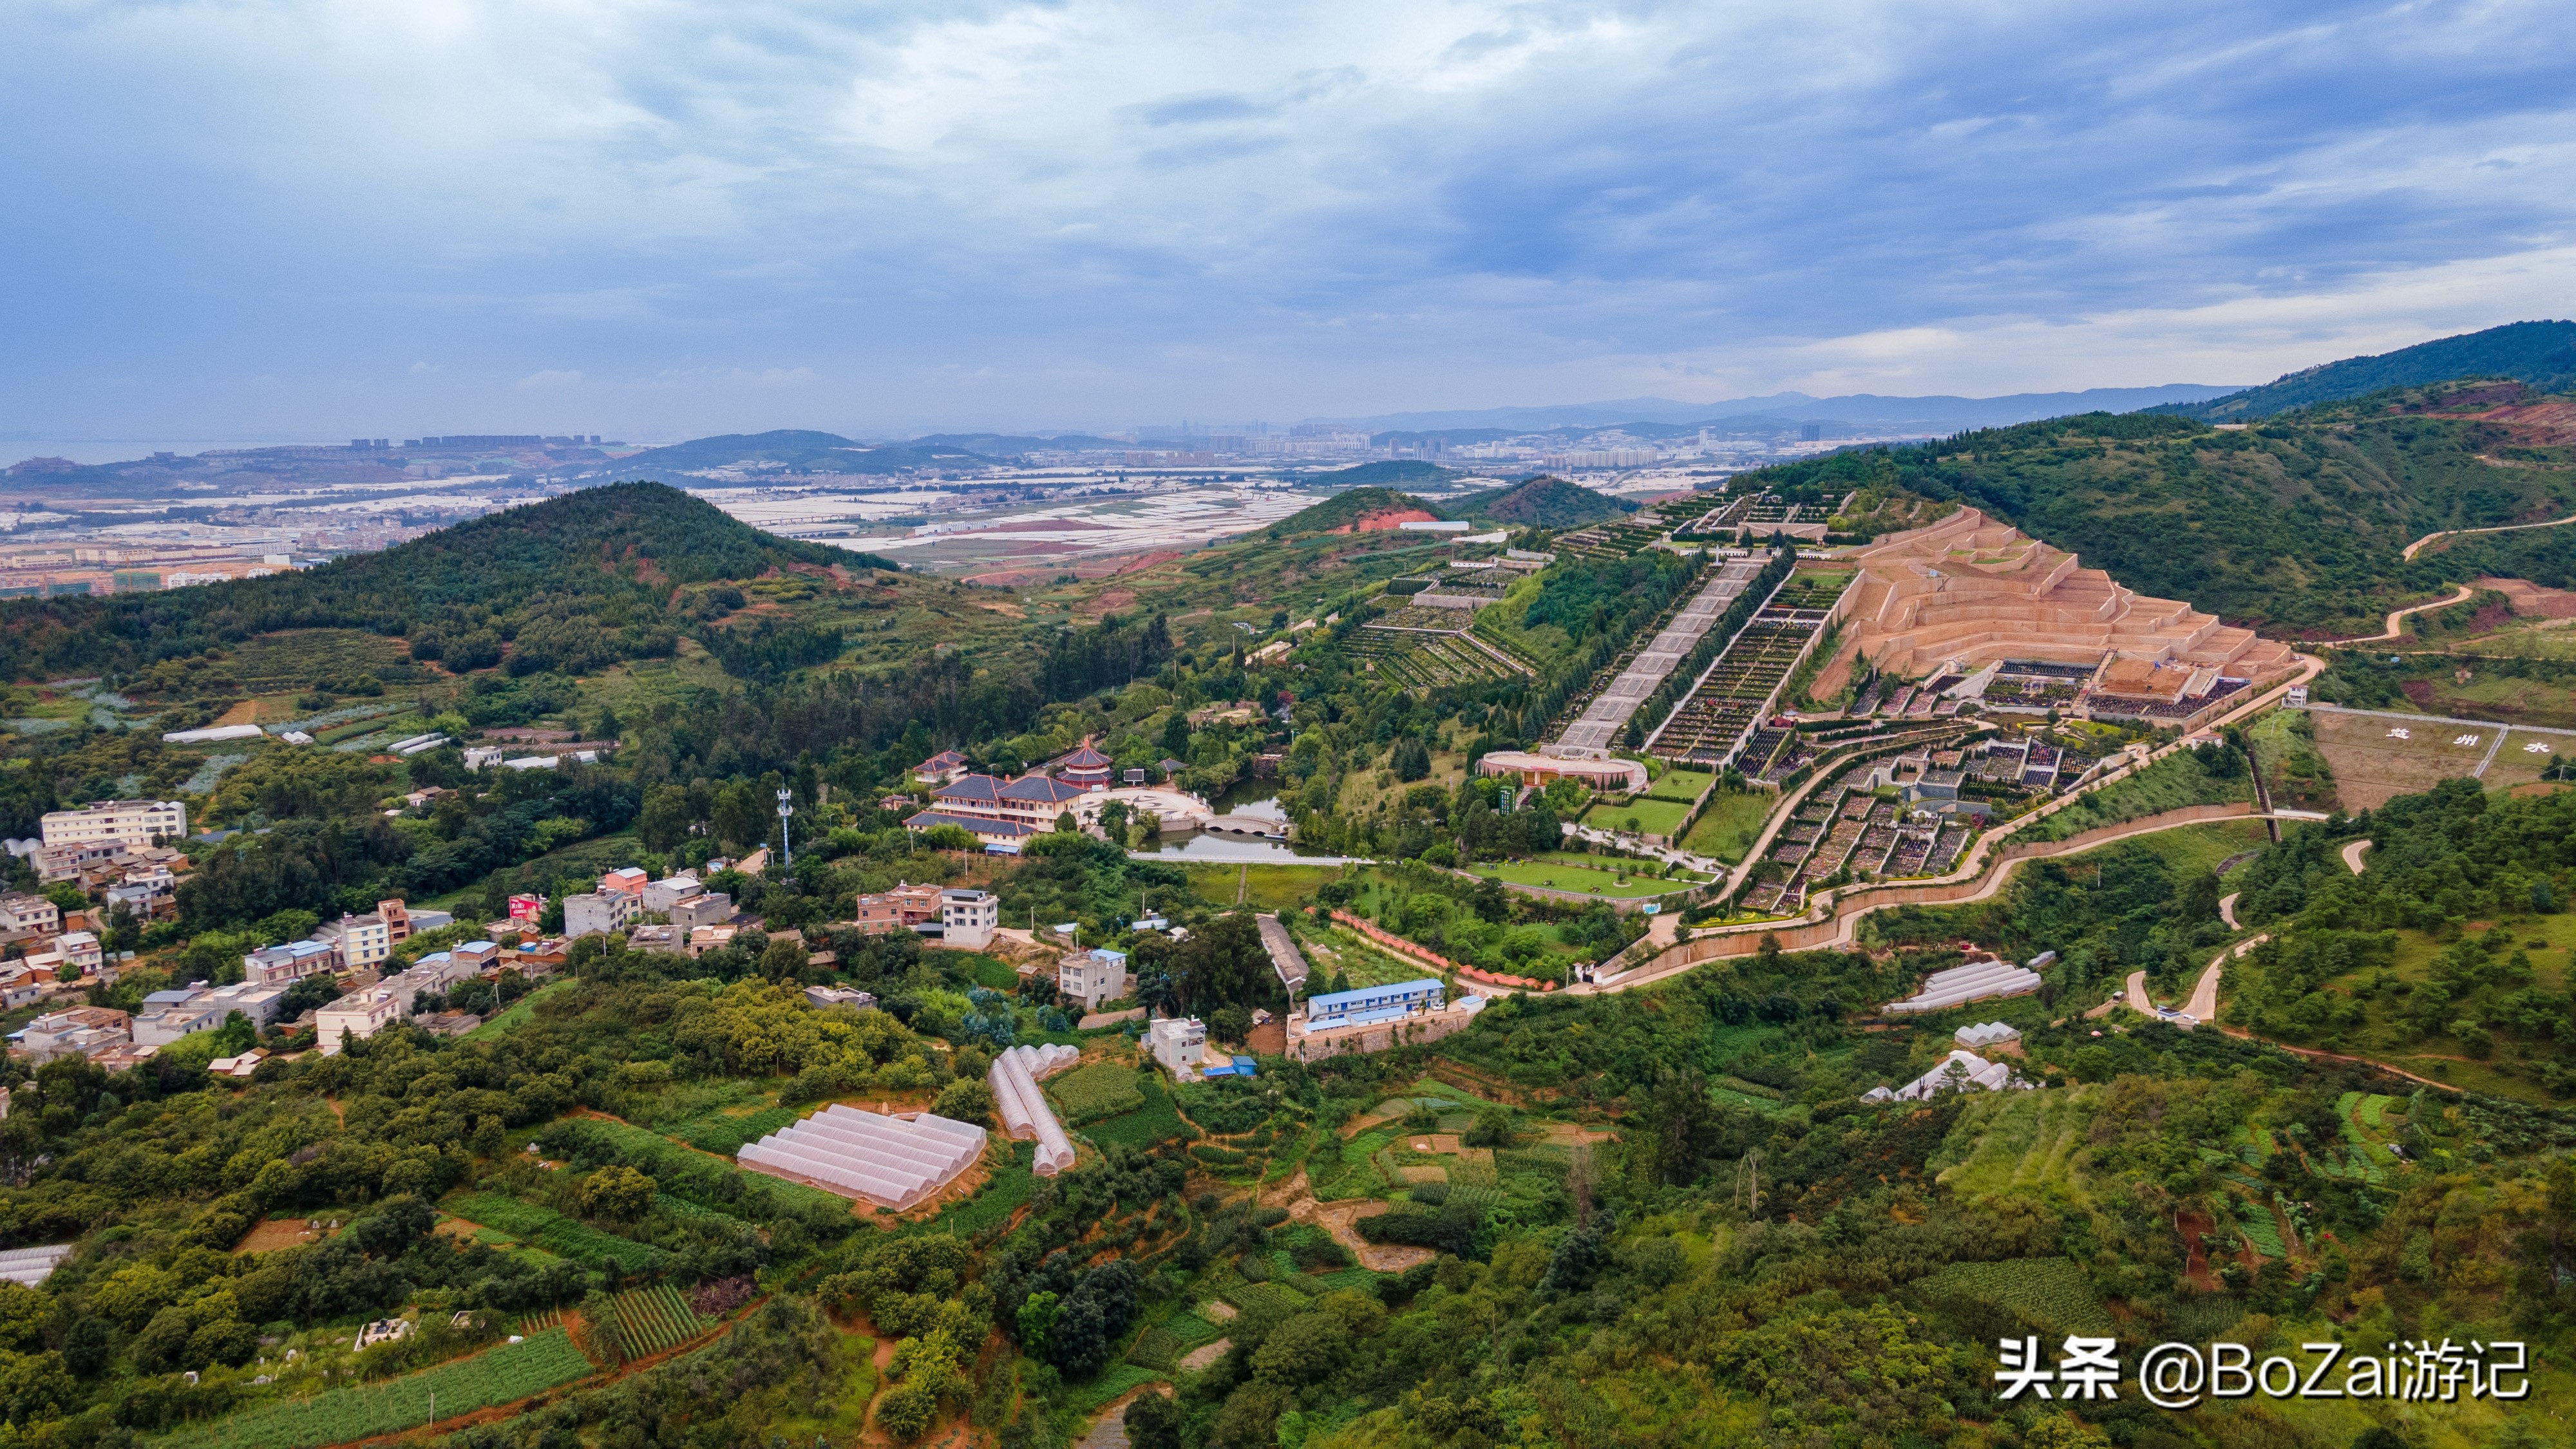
[999,774,1090,804]
[932,773,1008,804]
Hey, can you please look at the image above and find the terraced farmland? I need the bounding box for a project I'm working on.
[165,1328,594,1449]
[601,1284,708,1362]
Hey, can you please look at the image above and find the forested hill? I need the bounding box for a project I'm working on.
[1734,393,2576,636]
[0,482,871,684]
[1447,475,1633,527]
[2152,319,2576,422]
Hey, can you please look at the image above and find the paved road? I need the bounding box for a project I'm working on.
[2342,838,2372,875]
[2184,936,2260,1023]
[2125,970,2153,1014]
[2218,891,2240,929]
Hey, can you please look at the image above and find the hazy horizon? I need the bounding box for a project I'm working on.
[6,1,2573,441]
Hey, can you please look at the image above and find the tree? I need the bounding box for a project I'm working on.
[713,781,768,850]
[759,934,810,981]
[1161,712,1190,759]
[581,1165,656,1220]
[1015,1291,1059,1354]
[1124,1392,1182,1449]
[933,1079,995,1127]
[637,784,692,852]
[874,1381,936,1440]
[1210,1003,1253,1046]
[1462,1105,1514,1148]
[1632,1068,1721,1187]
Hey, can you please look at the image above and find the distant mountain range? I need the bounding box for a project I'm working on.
[1326,384,2245,435]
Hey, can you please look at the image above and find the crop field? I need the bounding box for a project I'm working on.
[902,1142,1035,1240]
[1909,1259,2115,1338]
[2235,1200,2287,1258]
[1220,1281,1312,1316]
[605,1285,707,1361]
[673,1106,800,1155]
[444,1193,670,1271]
[1085,1075,1195,1149]
[1929,1089,2095,1202]
[1048,1061,1146,1124]
[167,1328,594,1449]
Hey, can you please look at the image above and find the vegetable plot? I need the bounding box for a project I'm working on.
[167,1329,594,1449]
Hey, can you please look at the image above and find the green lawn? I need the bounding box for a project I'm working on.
[1469,855,1698,898]
[1644,766,1715,802]
[1584,797,1692,838]
[2021,746,2255,842]
[1681,790,1777,863]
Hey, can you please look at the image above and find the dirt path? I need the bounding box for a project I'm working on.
[1075,1385,1174,1449]
[2326,584,2476,642]
[2215,1030,2465,1092]
[1295,1197,1433,1271]
[1177,1339,1231,1371]
[2218,891,2240,930]
[2402,511,2576,561]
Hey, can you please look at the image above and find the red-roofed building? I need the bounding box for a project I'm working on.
[913,750,970,785]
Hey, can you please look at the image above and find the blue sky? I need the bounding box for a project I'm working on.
[5,0,2574,441]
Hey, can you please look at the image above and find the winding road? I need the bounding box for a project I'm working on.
[2217,891,2240,929]
[2325,585,2474,645]
[2342,838,2372,875]
[2401,510,2576,562]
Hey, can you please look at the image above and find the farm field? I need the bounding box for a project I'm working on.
[166,1328,595,1449]
[1047,1061,1146,1124]
[442,1191,671,1271]
[1084,1075,1196,1150]
[603,1284,709,1361]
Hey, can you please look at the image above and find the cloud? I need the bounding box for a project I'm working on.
[516,369,585,390]
[2,0,2573,436]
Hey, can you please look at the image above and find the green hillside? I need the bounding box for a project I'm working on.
[1447,475,1634,528]
[2154,319,2576,422]
[1264,486,1447,538]
[1736,401,2576,636]
[0,482,876,686]
[1291,460,1462,489]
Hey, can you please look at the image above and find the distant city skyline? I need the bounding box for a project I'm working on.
[5,2,2573,440]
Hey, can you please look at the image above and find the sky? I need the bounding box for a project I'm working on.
[5,0,2575,442]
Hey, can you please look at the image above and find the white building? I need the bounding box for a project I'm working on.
[313,911,393,970]
[39,800,185,851]
[1863,1049,2023,1104]
[53,931,101,972]
[642,875,704,913]
[0,893,61,936]
[940,889,1000,949]
[1058,948,1129,1010]
[316,989,404,1054]
[562,891,638,939]
[1148,1016,1206,1077]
